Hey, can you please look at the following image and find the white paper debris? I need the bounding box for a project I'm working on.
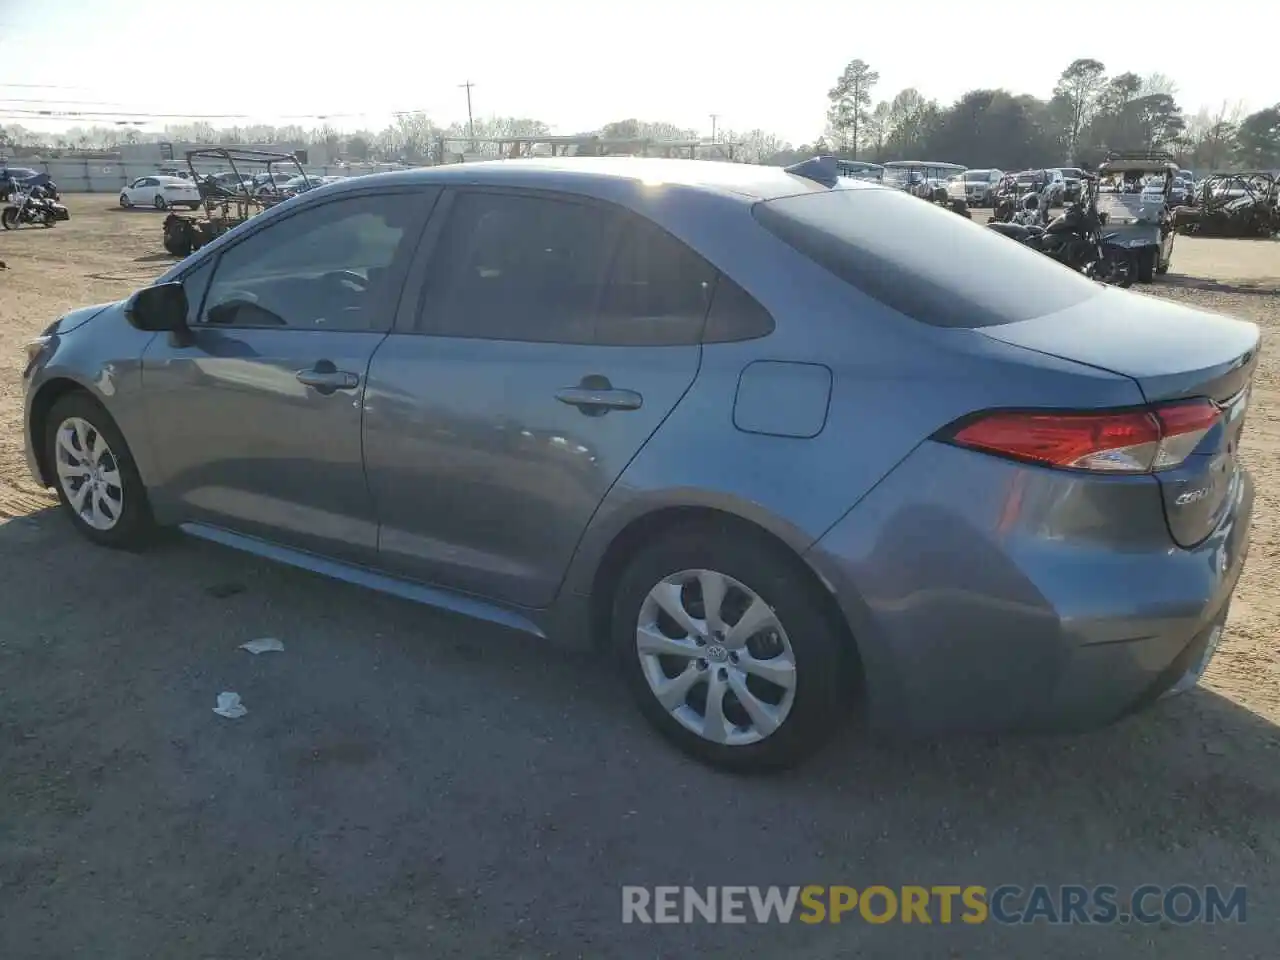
[213,692,248,718]
[240,637,285,655]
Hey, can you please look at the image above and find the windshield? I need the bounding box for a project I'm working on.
[753,187,1100,328]
[964,170,992,182]
[882,168,911,184]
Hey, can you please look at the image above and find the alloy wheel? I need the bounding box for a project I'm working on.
[54,416,124,531]
[635,568,797,746]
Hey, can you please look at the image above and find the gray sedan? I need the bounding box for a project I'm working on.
[21,157,1257,771]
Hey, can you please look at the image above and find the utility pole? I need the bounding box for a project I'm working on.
[459,80,476,151]
[709,113,719,143]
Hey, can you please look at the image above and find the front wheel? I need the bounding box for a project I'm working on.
[1,206,17,229]
[44,392,159,549]
[612,523,850,772]
[1100,250,1135,288]
[119,193,132,208]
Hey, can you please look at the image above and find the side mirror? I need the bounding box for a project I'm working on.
[124,281,189,332]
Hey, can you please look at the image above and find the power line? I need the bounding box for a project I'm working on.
[0,82,98,91]
[0,102,442,123]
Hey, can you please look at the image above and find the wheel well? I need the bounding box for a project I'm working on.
[28,378,91,483]
[587,505,863,676]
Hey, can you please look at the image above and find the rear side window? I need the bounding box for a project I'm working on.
[753,188,1100,328]
[596,218,717,346]
[420,191,616,343]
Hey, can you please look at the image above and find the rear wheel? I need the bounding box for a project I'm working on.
[44,392,158,550]
[153,195,167,210]
[1136,248,1157,283]
[612,523,850,772]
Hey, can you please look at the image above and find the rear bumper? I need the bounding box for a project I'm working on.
[805,441,1253,737]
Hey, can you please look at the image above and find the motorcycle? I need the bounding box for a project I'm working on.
[1,182,58,229]
[987,177,1134,287]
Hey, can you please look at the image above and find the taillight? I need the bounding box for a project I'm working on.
[944,399,1220,473]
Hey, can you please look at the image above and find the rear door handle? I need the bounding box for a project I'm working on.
[555,386,643,414]
[296,362,360,393]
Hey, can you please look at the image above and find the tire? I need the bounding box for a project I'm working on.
[153,195,167,210]
[162,215,194,257]
[43,392,158,550]
[119,193,132,208]
[1136,248,1156,283]
[1,206,16,230]
[611,522,850,772]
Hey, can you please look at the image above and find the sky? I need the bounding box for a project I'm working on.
[1,0,1276,145]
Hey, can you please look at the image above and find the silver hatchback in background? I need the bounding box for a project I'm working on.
[22,157,1257,771]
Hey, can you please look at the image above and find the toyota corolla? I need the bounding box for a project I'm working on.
[21,157,1256,771]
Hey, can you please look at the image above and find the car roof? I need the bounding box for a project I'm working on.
[317,157,839,202]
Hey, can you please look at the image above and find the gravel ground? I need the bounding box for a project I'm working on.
[1,196,1279,959]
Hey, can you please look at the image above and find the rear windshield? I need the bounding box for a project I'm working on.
[753,187,1101,328]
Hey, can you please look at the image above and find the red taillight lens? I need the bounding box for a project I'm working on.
[1150,399,1221,469]
[946,399,1220,473]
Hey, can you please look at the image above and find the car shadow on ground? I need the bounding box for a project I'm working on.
[2,508,1277,959]
[1159,274,1280,296]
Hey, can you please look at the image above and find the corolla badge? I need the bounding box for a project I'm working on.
[1176,486,1212,506]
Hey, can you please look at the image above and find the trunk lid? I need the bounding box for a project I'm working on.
[978,289,1260,547]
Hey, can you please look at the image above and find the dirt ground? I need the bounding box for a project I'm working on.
[1,195,1279,959]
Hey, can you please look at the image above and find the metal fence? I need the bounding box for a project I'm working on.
[8,158,388,192]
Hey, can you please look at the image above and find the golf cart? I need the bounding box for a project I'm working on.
[162,147,311,258]
[1095,150,1179,283]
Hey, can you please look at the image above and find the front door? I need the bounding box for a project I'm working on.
[140,187,434,562]
[362,189,712,607]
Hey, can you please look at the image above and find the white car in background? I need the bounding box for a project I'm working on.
[118,175,202,210]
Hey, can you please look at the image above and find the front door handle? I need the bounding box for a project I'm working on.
[296,360,360,394]
[555,384,643,415]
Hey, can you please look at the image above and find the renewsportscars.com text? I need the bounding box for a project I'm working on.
[621,884,1247,925]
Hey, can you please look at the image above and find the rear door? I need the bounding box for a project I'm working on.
[361,188,710,607]
[140,187,435,562]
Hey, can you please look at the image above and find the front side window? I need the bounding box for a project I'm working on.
[199,193,423,332]
[418,191,618,343]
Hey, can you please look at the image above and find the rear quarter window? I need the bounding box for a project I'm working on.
[752,187,1101,328]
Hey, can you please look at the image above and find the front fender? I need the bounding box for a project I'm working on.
[24,306,158,487]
